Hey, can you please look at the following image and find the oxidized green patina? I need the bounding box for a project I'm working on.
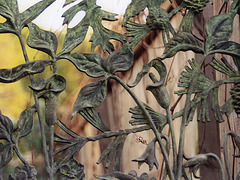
[0,0,240,179]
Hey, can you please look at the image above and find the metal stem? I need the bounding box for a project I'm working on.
[112,75,175,180]
[17,31,51,176]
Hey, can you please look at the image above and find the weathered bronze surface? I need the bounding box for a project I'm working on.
[0,0,240,179]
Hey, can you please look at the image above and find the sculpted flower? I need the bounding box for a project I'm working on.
[60,159,85,179]
[183,154,208,178]
[132,138,159,171]
[183,0,209,13]
[9,165,37,180]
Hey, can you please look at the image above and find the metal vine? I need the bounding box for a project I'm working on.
[0,0,240,179]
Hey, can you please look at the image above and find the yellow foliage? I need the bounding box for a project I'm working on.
[0,30,48,120]
[0,23,92,120]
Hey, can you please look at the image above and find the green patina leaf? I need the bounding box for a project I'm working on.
[0,0,55,33]
[0,143,13,168]
[146,5,171,31]
[60,1,123,54]
[160,32,204,60]
[60,17,89,55]
[0,21,15,34]
[230,0,240,14]
[176,59,212,95]
[185,102,198,125]
[207,41,240,58]
[60,53,108,78]
[90,19,122,53]
[233,56,240,72]
[197,94,210,122]
[129,103,168,131]
[56,141,87,168]
[14,106,36,140]
[0,0,18,21]
[20,0,56,26]
[212,88,224,123]
[63,0,78,7]
[0,111,13,142]
[102,44,134,74]
[114,136,126,172]
[210,57,236,77]
[88,6,123,53]
[221,98,234,117]
[97,135,127,169]
[72,78,108,117]
[124,21,151,50]
[205,12,235,52]
[179,10,195,33]
[79,107,109,132]
[123,0,148,26]
[62,1,87,25]
[0,60,51,83]
[27,23,58,57]
[183,0,209,13]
